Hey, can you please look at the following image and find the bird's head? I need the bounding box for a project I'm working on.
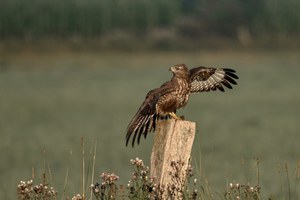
[169,64,189,78]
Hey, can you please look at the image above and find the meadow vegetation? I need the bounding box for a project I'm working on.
[0,49,300,199]
[1,0,300,198]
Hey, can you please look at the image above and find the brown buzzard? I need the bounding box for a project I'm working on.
[126,64,239,147]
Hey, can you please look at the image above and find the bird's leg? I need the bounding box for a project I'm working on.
[169,112,183,120]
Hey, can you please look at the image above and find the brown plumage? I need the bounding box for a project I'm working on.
[126,64,239,147]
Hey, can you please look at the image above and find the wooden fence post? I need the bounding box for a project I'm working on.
[150,119,196,195]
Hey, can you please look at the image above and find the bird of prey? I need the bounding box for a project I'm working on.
[126,64,239,147]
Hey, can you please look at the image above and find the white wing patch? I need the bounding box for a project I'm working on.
[190,68,238,93]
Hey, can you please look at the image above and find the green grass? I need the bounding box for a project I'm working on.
[1,50,300,199]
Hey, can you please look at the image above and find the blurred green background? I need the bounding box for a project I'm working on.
[1,0,300,199]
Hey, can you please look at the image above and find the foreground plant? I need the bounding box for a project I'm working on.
[126,157,160,199]
[91,172,120,200]
[17,175,57,200]
[126,158,198,199]
[17,158,220,199]
[90,158,198,199]
[225,182,260,200]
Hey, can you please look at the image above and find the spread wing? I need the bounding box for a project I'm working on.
[126,82,174,147]
[189,67,239,92]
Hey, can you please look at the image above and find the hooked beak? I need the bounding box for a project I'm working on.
[169,66,174,72]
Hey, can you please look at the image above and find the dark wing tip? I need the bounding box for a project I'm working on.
[217,84,225,92]
[224,68,236,73]
[131,131,138,147]
[125,127,134,147]
[225,75,238,85]
[126,114,157,147]
[221,79,233,89]
[125,115,139,147]
[224,69,239,80]
[125,126,139,147]
[125,136,130,146]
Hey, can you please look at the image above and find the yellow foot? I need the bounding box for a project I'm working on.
[169,112,184,120]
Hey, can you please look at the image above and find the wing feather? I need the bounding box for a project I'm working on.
[221,79,233,89]
[126,82,174,147]
[224,75,237,85]
[189,66,239,93]
[126,90,158,147]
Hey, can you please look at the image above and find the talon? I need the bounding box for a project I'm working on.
[169,112,183,120]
